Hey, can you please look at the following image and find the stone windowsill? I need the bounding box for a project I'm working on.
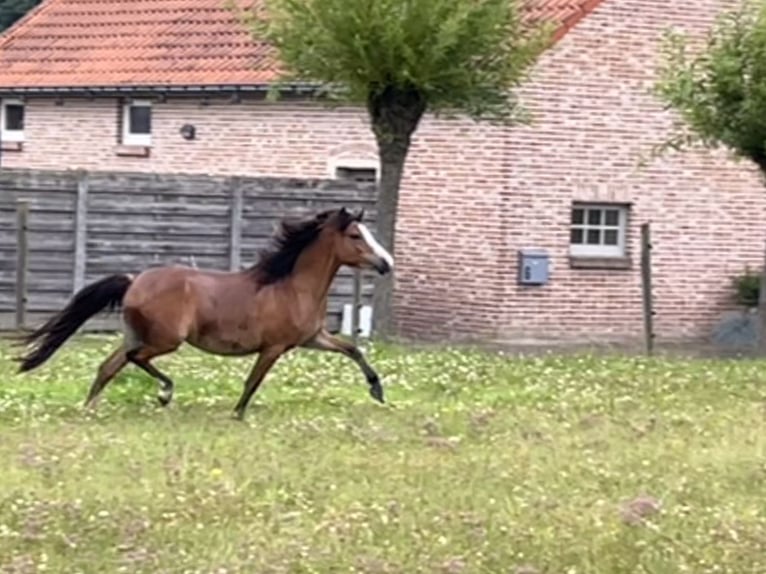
[115,145,150,158]
[569,256,632,270]
[1,141,23,152]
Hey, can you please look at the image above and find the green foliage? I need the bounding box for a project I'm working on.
[653,1,766,170]
[1,337,766,571]
[236,0,552,123]
[731,266,762,307]
[0,0,42,32]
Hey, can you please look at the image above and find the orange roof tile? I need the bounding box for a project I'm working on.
[0,0,605,91]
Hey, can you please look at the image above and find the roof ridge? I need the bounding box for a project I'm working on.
[0,0,58,50]
[551,0,609,44]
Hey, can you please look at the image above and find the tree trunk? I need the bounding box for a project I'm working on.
[367,85,427,338]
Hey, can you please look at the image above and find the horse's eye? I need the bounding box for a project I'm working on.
[349,233,362,240]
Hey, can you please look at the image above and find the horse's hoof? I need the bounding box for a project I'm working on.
[369,384,385,404]
[157,394,172,407]
[232,410,246,421]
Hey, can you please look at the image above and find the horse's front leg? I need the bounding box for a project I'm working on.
[301,329,384,404]
[233,345,286,420]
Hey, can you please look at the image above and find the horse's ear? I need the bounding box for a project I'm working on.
[337,206,354,230]
[355,208,365,222]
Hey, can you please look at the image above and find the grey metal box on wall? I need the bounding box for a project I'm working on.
[518,248,549,285]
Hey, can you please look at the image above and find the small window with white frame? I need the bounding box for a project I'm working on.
[329,158,379,183]
[569,203,628,258]
[122,99,152,147]
[1,98,25,143]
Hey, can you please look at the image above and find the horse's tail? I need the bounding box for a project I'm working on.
[15,273,134,373]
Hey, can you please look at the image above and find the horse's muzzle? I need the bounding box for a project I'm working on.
[373,258,392,275]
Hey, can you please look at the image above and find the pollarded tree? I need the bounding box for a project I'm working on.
[235,0,550,336]
[654,1,766,170]
[653,0,766,348]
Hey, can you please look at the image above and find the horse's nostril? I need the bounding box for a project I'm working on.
[377,259,391,275]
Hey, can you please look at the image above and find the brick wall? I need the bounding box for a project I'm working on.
[3,0,764,347]
[494,0,766,346]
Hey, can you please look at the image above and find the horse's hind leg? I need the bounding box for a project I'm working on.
[126,347,178,407]
[122,305,185,406]
[83,346,128,409]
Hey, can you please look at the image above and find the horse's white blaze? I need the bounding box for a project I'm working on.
[358,224,394,268]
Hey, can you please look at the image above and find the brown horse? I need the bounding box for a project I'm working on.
[14,207,393,419]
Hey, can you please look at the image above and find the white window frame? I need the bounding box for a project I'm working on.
[1,98,25,143]
[327,157,380,183]
[569,203,628,258]
[122,99,152,147]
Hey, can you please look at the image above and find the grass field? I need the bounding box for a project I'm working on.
[0,335,764,573]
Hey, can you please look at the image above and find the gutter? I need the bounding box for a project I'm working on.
[0,82,323,97]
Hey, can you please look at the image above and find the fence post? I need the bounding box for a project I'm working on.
[228,178,243,271]
[15,200,29,331]
[640,222,655,356]
[351,270,362,343]
[72,170,89,293]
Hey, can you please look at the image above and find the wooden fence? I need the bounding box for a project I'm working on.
[0,168,378,333]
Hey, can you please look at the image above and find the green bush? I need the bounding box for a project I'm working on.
[732,267,762,308]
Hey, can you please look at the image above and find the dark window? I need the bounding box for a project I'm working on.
[4,103,23,131]
[604,209,620,226]
[335,167,377,183]
[604,229,619,245]
[129,104,151,135]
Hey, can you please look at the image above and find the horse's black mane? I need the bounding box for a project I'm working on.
[248,207,359,284]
